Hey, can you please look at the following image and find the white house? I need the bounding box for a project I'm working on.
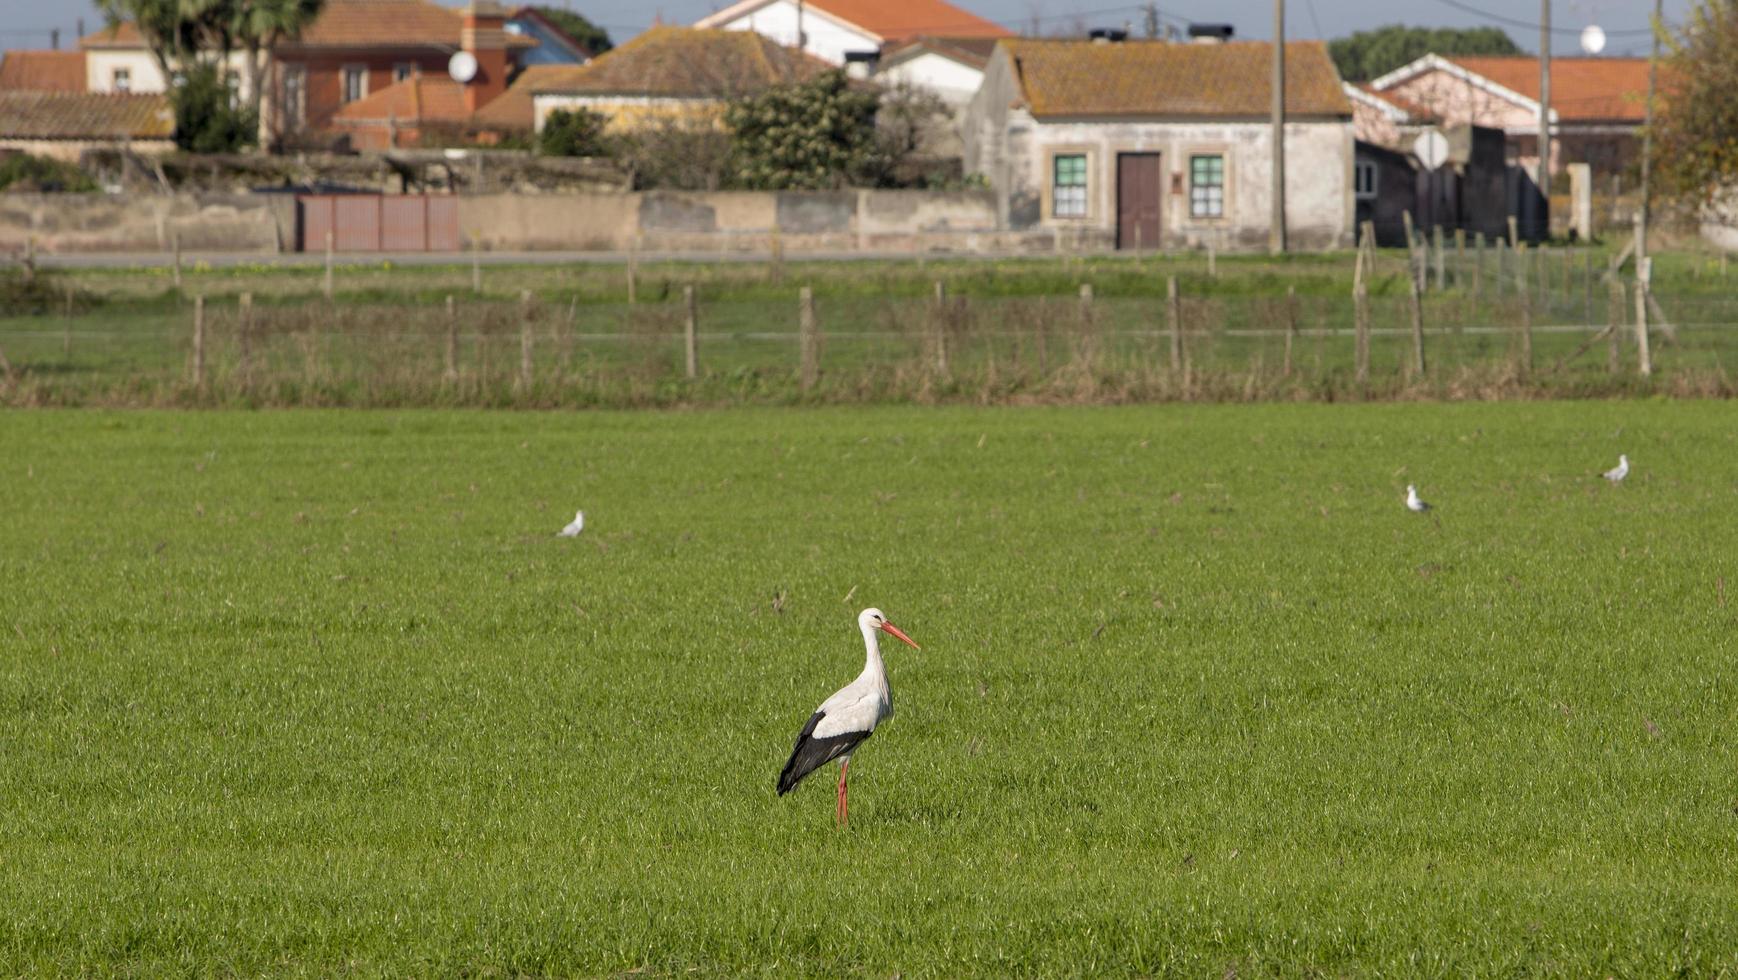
[694,0,1008,67]
[963,37,1356,250]
[873,36,996,108]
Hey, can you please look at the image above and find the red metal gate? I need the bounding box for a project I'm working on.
[296,195,459,252]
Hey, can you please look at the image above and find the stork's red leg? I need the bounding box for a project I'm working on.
[836,758,850,827]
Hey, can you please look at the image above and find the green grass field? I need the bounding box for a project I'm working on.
[4,402,1737,974]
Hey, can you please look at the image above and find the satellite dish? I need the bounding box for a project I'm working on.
[1580,24,1607,55]
[1414,129,1449,171]
[448,50,479,84]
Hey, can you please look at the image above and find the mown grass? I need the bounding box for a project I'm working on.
[2,403,1736,974]
[6,248,1738,406]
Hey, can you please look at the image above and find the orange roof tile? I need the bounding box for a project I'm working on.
[1355,82,1436,123]
[531,26,832,98]
[0,91,173,139]
[84,1,536,53]
[331,74,471,125]
[1003,39,1351,119]
[0,51,87,92]
[1441,56,1649,122]
[470,64,567,131]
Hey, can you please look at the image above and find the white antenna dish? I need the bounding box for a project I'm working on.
[1580,24,1607,55]
[448,50,479,83]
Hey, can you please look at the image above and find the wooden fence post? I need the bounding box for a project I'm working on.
[1516,247,1532,376]
[1354,276,1371,386]
[798,285,817,391]
[1495,239,1507,298]
[932,281,949,376]
[1401,211,1419,290]
[1507,215,1519,248]
[1454,227,1465,285]
[1433,225,1446,292]
[1283,284,1297,377]
[61,284,73,357]
[22,236,35,284]
[1408,275,1426,378]
[1078,282,1094,364]
[1635,257,1653,377]
[1166,276,1182,373]
[192,294,206,387]
[1606,278,1623,375]
[770,226,784,286]
[627,236,639,306]
[471,234,482,294]
[172,233,183,290]
[443,295,458,382]
[1474,232,1485,302]
[323,231,334,300]
[684,285,699,380]
[518,289,533,389]
[238,292,254,383]
[1206,243,1217,278]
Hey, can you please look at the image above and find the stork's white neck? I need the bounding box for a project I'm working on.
[860,620,886,677]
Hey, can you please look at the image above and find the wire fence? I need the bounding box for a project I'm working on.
[3,244,1736,407]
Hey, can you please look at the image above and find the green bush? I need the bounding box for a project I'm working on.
[538,108,613,157]
[0,153,97,193]
[172,62,258,154]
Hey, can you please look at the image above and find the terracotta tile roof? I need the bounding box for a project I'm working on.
[84,1,536,52]
[530,26,832,98]
[331,74,472,125]
[1002,39,1351,119]
[1441,56,1649,122]
[0,91,173,139]
[0,51,87,92]
[470,64,566,130]
[1354,82,1436,123]
[698,0,1008,41]
[880,35,998,68]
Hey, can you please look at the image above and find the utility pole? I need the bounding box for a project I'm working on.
[1270,0,1287,255]
[1639,0,1661,261]
[796,0,807,51]
[1536,0,1551,243]
[1143,2,1160,38]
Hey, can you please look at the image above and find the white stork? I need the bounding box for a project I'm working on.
[777,608,919,826]
[556,510,584,537]
[1603,454,1630,483]
[1405,484,1431,513]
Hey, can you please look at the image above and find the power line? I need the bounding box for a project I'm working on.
[1428,0,1659,38]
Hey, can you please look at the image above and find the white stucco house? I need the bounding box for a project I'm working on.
[693,0,1008,68]
[963,37,1356,250]
[873,36,997,108]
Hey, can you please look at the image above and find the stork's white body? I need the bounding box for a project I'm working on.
[1604,454,1630,482]
[557,510,585,537]
[1405,485,1431,512]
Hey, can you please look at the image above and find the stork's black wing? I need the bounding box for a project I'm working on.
[777,711,871,796]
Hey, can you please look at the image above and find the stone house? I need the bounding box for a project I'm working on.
[963,37,1354,250]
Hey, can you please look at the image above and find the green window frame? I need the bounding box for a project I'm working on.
[1053,153,1087,218]
[1190,154,1225,218]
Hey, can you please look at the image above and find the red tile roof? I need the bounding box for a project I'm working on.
[84,1,535,52]
[1441,56,1649,122]
[1003,39,1351,119]
[530,26,832,98]
[0,51,87,92]
[1355,82,1436,123]
[331,74,471,125]
[0,92,173,139]
[470,64,567,130]
[698,0,1008,42]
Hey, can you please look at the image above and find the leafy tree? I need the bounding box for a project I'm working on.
[173,61,258,152]
[724,71,881,190]
[95,0,202,77]
[529,6,613,56]
[1653,0,1738,204]
[226,0,324,136]
[1329,24,1523,82]
[538,108,613,157]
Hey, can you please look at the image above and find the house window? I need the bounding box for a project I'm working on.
[394,62,416,83]
[1190,154,1225,218]
[1355,160,1377,201]
[112,67,131,92]
[342,65,368,103]
[1052,153,1087,218]
[282,65,307,125]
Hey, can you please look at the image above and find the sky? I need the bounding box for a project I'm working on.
[0,0,1692,59]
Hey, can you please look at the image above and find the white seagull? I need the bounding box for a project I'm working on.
[778,608,920,826]
[1405,484,1431,513]
[556,510,584,537]
[1603,454,1630,483]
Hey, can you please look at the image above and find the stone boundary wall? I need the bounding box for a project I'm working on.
[0,193,287,253]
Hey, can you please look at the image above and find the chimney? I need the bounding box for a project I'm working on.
[1187,23,1234,44]
[843,50,878,80]
[460,0,510,114]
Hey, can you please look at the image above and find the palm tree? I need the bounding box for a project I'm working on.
[228,0,324,131]
[94,0,201,79]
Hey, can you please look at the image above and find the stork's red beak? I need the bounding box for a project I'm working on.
[880,621,920,650]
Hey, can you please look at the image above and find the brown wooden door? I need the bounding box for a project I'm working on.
[1116,153,1163,250]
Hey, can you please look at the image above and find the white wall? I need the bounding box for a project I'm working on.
[86,50,168,93]
[708,0,880,65]
[876,51,983,107]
